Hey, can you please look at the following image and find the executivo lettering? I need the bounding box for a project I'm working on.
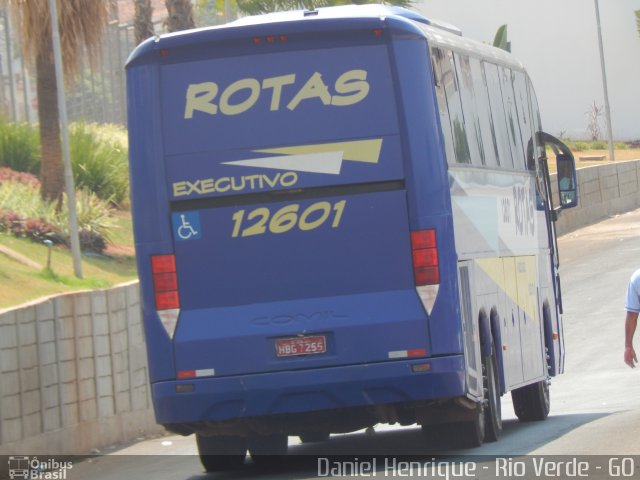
[184,69,370,119]
[172,172,298,197]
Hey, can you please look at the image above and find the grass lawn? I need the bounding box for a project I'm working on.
[0,210,137,310]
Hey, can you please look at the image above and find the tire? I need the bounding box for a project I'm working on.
[299,432,331,443]
[511,378,550,421]
[422,403,484,450]
[452,401,485,449]
[249,434,288,466]
[483,340,503,442]
[196,434,247,472]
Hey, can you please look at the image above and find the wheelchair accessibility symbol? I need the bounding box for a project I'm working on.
[172,212,201,241]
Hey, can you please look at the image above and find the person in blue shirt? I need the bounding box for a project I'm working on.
[624,269,640,368]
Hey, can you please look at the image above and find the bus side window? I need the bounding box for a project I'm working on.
[430,47,457,166]
[455,54,485,167]
[499,66,526,170]
[439,49,471,165]
[527,79,549,207]
[527,78,546,170]
[512,71,534,171]
[469,57,499,168]
[483,62,513,169]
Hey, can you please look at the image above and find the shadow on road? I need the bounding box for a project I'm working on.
[179,411,611,480]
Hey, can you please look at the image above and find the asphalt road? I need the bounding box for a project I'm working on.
[68,208,640,479]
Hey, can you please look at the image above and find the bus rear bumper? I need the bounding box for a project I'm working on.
[152,355,466,426]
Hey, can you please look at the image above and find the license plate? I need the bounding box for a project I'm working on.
[275,335,327,357]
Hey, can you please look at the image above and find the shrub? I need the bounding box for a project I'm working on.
[615,142,629,150]
[70,123,130,207]
[0,209,59,243]
[0,181,114,253]
[78,230,107,254]
[591,140,607,150]
[51,189,116,246]
[0,122,40,174]
[0,122,131,207]
[0,181,56,220]
[0,167,39,187]
[569,142,589,152]
[23,218,60,243]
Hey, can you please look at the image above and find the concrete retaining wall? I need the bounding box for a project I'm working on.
[553,159,640,235]
[0,282,163,455]
[0,159,638,455]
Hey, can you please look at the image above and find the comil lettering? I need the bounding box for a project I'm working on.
[184,69,369,119]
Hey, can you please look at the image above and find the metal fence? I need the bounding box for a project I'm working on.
[0,9,164,127]
[65,21,137,126]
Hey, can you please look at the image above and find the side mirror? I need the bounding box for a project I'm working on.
[537,132,579,211]
[556,153,578,208]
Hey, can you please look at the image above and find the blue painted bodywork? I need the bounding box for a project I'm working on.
[126,6,464,428]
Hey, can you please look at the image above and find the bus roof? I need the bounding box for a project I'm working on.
[126,4,523,73]
[227,4,462,35]
[126,5,461,67]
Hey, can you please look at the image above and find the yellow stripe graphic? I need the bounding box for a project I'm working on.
[475,256,538,321]
[256,139,383,164]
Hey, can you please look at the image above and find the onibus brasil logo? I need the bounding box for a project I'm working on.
[8,456,73,480]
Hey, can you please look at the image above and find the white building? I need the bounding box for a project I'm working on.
[416,0,640,141]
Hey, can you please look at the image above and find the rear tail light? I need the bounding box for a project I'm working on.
[411,229,439,286]
[151,254,180,338]
[152,254,180,310]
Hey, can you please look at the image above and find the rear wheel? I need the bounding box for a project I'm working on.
[249,434,288,466]
[422,402,484,450]
[483,340,502,442]
[452,402,485,449]
[511,343,551,422]
[511,378,550,421]
[196,434,247,472]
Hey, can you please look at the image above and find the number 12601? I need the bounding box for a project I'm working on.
[231,200,346,238]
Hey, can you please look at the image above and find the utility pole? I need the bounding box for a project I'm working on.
[594,0,615,161]
[48,0,83,278]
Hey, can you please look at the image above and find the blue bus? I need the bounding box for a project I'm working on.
[126,4,578,470]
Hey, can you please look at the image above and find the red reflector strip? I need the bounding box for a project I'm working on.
[152,254,176,273]
[389,348,427,359]
[408,348,427,357]
[411,363,431,373]
[178,369,215,379]
[155,291,180,310]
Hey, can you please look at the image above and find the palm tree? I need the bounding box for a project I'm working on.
[6,0,108,202]
[492,24,511,52]
[135,0,155,45]
[165,0,195,32]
